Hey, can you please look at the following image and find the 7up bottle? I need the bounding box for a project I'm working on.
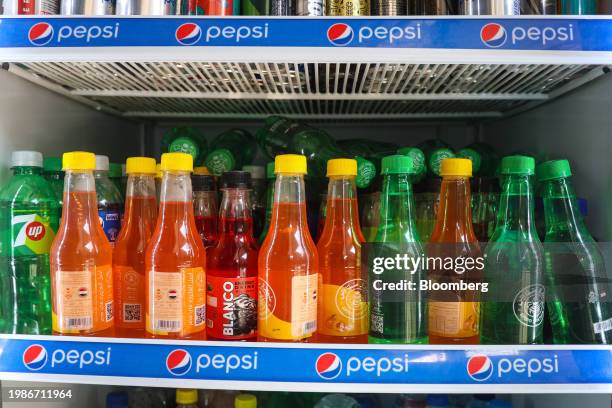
[0,151,59,334]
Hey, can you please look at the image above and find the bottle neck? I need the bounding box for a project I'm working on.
[219,188,253,235]
[94,169,109,179]
[13,166,42,176]
[61,170,98,223]
[495,174,537,235]
[160,171,192,203]
[435,176,475,240]
[64,170,96,193]
[542,177,591,239]
[193,190,217,218]
[378,173,418,241]
[126,173,156,198]
[271,173,308,228]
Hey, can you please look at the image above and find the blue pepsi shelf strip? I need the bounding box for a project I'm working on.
[0,335,610,392]
[0,17,611,51]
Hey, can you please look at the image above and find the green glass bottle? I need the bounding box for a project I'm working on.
[481,156,544,344]
[109,162,124,199]
[258,162,276,245]
[43,156,64,211]
[163,126,208,166]
[0,151,59,334]
[204,129,257,176]
[368,155,427,344]
[538,159,611,344]
[457,142,499,177]
[337,138,398,172]
[397,147,427,182]
[242,0,270,14]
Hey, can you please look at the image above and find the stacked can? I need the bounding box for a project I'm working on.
[2,0,58,14]
[327,0,368,15]
[371,0,405,15]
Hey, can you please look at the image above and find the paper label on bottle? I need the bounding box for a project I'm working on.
[428,301,479,338]
[53,265,113,334]
[147,268,205,337]
[206,275,257,340]
[98,209,121,244]
[290,273,318,338]
[319,280,368,337]
[11,213,56,256]
[114,265,144,325]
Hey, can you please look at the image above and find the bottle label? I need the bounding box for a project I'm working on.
[319,280,368,337]
[11,213,56,256]
[52,265,114,334]
[146,268,206,337]
[428,301,479,338]
[513,284,545,327]
[594,317,612,334]
[98,210,121,243]
[114,265,144,325]
[206,275,257,340]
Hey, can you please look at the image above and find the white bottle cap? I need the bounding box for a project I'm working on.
[95,155,109,171]
[242,165,265,179]
[11,151,43,168]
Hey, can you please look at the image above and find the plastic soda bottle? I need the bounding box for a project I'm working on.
[192,172,218,248]
[50,152,114,336]
[145,152,206,340]
[113,157,157,338]
[471,177,500,242]
[242,165,267,239]
[175,389,199,408]
[204,129,258,176]
[206,171,258,341]
[359,186,381,243]
[43,156,64,210]
[368,155,427,344]
[258,154,319,342]
[258,162,275,245]
[428,158,481,344]
[109,162,124,199]
[235,393,258,408]
[538,159,611,344]
[94,155,124,245]
[0,151,59,334]
[316,159,367,343]
[414,178,441,243]
[155,163,162,203]
[481,156,544,344]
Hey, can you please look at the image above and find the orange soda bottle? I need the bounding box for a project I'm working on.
[428,158,481,344]
[113,157,157,338]
[50,152,114,336]
[317,159,368,344]
[145,153,206,340]
[258,154,319,342]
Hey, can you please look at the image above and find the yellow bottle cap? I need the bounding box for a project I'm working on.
[274,154,307,175]
[175,389,198,405]
[160,152,193,172]
[327,158,357,177]
[155,164,162,179]
[235,393,257,408]
[440,158,472,177]
[62,151,95,171]
[193,166,211,175]
[126,157,156,175]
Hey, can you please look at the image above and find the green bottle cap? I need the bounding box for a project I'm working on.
[205,148,236,176]
[109,162,123,178]
[355,156,376,189]
[457,148,482,174]
[169,136,200,162]
[428,148,455,176]
[266,161,275,179]
[381,154,414,175]
[43,157,62,172]
[537,159,572,181]
[397,147,426,176]
[500,155,535,175]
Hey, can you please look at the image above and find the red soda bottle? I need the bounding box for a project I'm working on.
[193,173,218,249]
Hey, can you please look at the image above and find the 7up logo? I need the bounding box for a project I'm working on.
[12,214,55,255]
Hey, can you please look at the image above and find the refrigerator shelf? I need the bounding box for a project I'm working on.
[1,335,611,393]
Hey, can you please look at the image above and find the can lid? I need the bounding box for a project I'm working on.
[160,152,193,173]
[500,155,535,175]
[126,157,156,175]
[192,174,216,192]
[266,161,275,179]
[205,148,236,176]
[11,151,43,168]
[275,154,307,175]
[537,159,572,181]
[175,389,198,405]
[457,147,482,174]
[109,162,123,178]
[220,170,251,189]
[95,155,109,171]
[235,394,257,408]
[63,151,95,171]
[43,157,62,172]
[381,154,413,175]
[440,158,472,177]
[397,147,426,176]
[169,136,199,162]
[327,158,357,177]
[242,165,265,179]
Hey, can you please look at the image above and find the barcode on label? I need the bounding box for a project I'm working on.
[195,305,205,326]
[303,320,316,335]
[123,304,141,322]
[65,317,92,330]
[155,320,180,331]
[105,301,113,322]
[371,313,383,334]
[594,317,612,334]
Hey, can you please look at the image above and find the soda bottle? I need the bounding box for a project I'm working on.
[337,139,399,172]
[317,159,368,343]
[258,162,276,245]
[428,158,481,344]
[50,151,114,336]
[145,153,206,340]
[0,151,59,334]
[235,394,258,408]
[94,155,124,245]
[315,192,327,242]
[397,147,427,183]
[242,0,270,14]
[359,181,381,243]
[414,178,441,243]
[457,142,499,177]
[481,156,544,344]
[192,172,218,248]
[258,154,318,342]
[471,177,500,243]
[206,171,258,341]
[204,129,258,176]
[368,155,427,344]
[243,165,267,239]
[109,162,124,199]
[43,156,64,210]
[155,163,162,203]
[175,389,199,408]
[417,139,455,177]
[538,159,611,344]
[560,0,596,13]
[113,157,157,338]
[162,126,208,166]
[194,166,211,176]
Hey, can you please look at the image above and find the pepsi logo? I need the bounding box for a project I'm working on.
[327,23,354,47]
[23,344,48,371]
[175,23,201,46]
[28,22,54,47]
[467,354,493,381]
[166,349,192,376]
[480,23,507,48]
[315,352,342,380]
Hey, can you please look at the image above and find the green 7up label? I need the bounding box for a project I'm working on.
[12,214,56,255]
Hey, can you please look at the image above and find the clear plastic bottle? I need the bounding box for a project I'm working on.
[50,152,114,337]
[193,173,219,249]
[94,155,124,245]
[109,162,124,199]
[243,165,267,239]
[258,162,276,245]
[43,156,64,211]
[235,393,257,408]
[175,389,199,408]
[413,178,441,243]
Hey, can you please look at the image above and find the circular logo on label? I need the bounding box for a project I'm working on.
[258,277,276,318]
[26,221,46,241]
[336,279,366,320]
[316,352,342,380]
[513,284,545,327]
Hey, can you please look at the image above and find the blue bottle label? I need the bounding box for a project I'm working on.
[98,210,121,243]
